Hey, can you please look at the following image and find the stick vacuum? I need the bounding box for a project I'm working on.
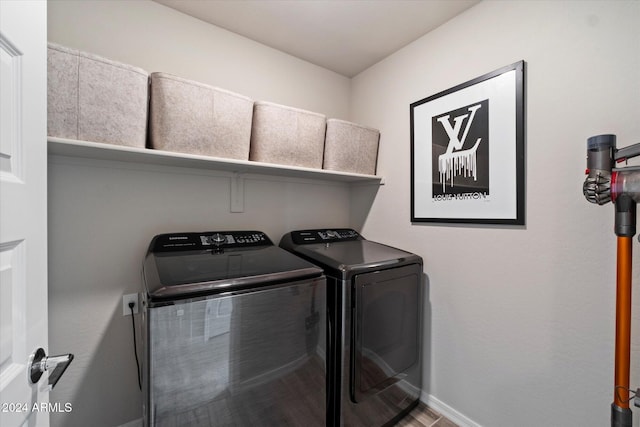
[584,134,640,427]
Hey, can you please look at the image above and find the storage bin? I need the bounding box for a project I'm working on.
[323,119,380,175]
[149,73,253,160]
[47,42,149,147]
[250,101,326,168]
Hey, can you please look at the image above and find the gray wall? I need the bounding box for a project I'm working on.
[46,1,367,426]
[47,1,640,427]
[47,159,365,427]
[351,1,640,426]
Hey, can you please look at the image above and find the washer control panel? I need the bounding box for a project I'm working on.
[290,228,361,245]
[150,231,272,252]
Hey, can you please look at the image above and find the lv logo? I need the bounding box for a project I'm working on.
[436,103,483,192]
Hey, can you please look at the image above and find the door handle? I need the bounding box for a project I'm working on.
[27,347,74,390]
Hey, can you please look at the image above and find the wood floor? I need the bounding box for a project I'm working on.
[396,402,458,427]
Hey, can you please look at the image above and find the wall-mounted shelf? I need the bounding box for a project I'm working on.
[48,137,384,185]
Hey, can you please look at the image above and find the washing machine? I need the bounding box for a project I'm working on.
[280,229,423,427]
[142,230,327,426]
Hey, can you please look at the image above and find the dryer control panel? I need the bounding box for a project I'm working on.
[290,228,362,245]
[150,231,272,252]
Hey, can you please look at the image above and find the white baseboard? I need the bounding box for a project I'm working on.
[421,392,482,427]
[117,418,142,427]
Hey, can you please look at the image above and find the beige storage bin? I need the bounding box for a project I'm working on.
[47,42,148,147]
[323,119,380,175]
[250,101,326,168]
[149,73,253,160]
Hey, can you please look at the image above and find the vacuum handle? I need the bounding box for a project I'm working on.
[615,142,640,162]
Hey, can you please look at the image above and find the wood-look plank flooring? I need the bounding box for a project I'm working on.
[396,402,459,427]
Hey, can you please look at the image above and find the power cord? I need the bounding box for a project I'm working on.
[129,302,142,390]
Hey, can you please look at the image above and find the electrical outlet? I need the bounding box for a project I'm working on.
[123,293,139,316]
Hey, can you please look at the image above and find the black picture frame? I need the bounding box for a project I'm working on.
[410,60,525,225]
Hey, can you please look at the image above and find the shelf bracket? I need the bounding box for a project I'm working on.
[230,173,245,213]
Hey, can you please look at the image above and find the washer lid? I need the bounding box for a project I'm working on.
[144,233,323,301]
[291,240,422,279]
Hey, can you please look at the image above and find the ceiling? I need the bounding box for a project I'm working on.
[152,0,480,77]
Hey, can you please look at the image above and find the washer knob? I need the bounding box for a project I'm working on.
[211,233,226,246]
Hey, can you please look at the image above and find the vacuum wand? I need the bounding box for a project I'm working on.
[583,134,640,427]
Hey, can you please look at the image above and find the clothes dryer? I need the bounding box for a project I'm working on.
[280,229,423,427]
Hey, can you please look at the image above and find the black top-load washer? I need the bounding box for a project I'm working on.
[142,231,327,427]
[280,229,423,427]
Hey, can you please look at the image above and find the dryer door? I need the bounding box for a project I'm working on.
[351,263,422,402]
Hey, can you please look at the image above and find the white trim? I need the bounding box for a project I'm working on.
[421,392,482,427]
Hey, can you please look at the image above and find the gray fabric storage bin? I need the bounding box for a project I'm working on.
[149,73,253,160]
[250,101,326,169]
[47,42,148,147]
[323,119,380,175]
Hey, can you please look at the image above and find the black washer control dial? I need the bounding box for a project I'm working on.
[211,233,226,246]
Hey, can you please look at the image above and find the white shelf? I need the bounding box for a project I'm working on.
[48,137,383,184]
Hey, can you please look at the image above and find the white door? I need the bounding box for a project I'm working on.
[0,1,49,426]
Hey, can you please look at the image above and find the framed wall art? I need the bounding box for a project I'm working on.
[410,60,525,225]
